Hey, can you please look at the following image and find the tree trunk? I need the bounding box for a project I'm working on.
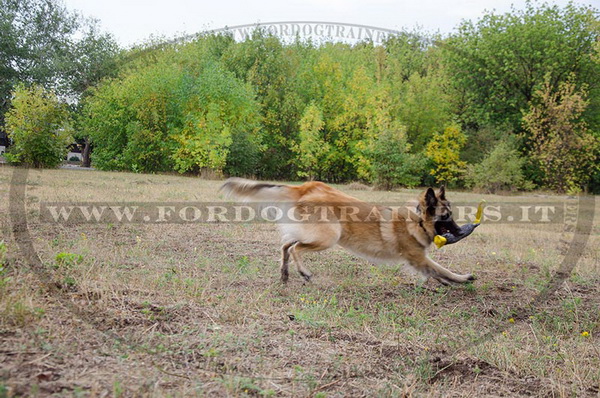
[82,137,91,167]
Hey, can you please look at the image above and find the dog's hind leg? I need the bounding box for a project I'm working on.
[280,241,298,283]
[289,242,332,282]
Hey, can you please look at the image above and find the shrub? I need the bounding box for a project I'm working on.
[4,84,73,168]
[345,182,371,191]
[465,140,533,193]
[224,130,263,177]
[366,126,428,190]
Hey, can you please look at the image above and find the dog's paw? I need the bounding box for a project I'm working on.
[299,271,312,283]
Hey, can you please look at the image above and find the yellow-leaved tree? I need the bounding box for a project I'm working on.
[293,103,331,180]
[522,79,599,193]
[5,84,73,168]
[425,125,467,184]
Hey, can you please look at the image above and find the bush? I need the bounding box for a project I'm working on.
[465,140,533,193]
[224,130,263,177]
[366,126,428,190]
[4,84,73,168]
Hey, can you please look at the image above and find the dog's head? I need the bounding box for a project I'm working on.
[417,186,461,237]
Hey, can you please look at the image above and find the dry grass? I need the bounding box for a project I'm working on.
[0,165,599,397]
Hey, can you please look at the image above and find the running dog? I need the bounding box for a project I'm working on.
[220,178,475,285]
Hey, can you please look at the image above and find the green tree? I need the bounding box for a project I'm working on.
[67,21,121,167]
[171,64,261,175]
[395,71,451,152]
[5,84,73,167]
[384,31,431,84]
[222,31,305,179]
[365,125,427,190]
[74,15,600,189]
[465,140,532,193]
[425,124,467,184]
[82,47,261,175]
[303,45,382,182]
[443,2,600,132]
[82,56,181,172]
[0,0,119,137]
[522,79,599,193]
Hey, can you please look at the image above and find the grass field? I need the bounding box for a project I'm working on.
[0,165,599,397]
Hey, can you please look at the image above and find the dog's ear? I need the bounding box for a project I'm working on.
[438,185,446,200]
[425,187,437,210]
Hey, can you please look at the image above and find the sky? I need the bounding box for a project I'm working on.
[62,0,596,47]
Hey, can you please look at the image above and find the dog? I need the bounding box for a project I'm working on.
[220,178,475,286]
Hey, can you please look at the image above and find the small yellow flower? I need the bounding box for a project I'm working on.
[508,318,515,323]
[136,235,141,244]
[581,331,590,337]
[491,252,497,255]
[81,232,87,240]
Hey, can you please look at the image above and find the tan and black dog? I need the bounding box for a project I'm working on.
[221,178,474,286]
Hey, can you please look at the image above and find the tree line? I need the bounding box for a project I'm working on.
[2,1,599,193]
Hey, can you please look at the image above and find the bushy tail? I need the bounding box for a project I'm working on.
[220,178,295,202]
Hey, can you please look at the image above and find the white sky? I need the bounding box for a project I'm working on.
[62,0,596,47]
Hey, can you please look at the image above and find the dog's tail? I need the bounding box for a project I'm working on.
[220,178,297,202]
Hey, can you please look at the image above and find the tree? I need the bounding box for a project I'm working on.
[293,103,330,180]
[522,79,599,193]
[67,21,121,167]
[302,45,383,182]
[365,125,427,190]
[425,124,467,185]
[443,2,600,132]
[222,31,305,179]
[82,56,181,172]
[395,70,451,152]
[5,84,73,167]
[1,0,70,140]
[384,31,431,84]
[0,0,77,94]
[465,140,532,193]
[82,48,262,175]
[0,0,119,151]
